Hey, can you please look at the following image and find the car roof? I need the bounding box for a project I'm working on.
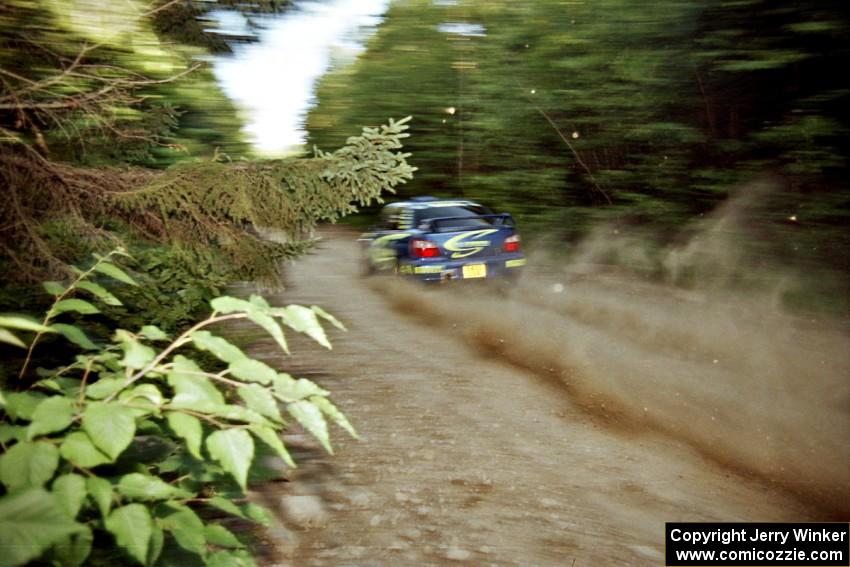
[385,198,482,210]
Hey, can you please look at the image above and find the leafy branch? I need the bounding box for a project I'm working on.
[0,251,355,566]
[17,248,136,379]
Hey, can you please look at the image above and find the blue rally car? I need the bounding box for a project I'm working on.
[359,197,526,282]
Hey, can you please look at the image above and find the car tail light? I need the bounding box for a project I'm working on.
[410,238,441,258]
[503,234,521,253]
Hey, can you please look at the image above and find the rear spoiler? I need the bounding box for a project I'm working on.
[421,213,516,233]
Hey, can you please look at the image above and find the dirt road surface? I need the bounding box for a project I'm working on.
[238,228,848,566]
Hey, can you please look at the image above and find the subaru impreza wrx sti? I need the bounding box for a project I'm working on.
[358,197,526,282]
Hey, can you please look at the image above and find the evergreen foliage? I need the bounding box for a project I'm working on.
[0,0,247,166]
[151,0,294,51]
[0,116,415,286]
[114,117,416,281]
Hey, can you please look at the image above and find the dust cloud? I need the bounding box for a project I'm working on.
[372,182,850,517]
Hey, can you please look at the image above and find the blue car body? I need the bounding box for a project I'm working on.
[359,197,526,282]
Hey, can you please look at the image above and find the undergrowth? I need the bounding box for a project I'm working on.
[0,250,354,566]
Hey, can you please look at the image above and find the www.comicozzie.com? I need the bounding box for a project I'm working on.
[665,523,849,566]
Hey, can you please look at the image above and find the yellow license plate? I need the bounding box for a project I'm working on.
[462,264,487,279]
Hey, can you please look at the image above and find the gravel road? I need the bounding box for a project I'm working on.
[238,227,848,566]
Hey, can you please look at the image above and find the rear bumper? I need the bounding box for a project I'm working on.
[398,255,526,282]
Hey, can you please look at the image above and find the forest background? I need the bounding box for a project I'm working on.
[307,0,850,315]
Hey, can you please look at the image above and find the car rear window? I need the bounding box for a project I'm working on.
[414,205,493,230]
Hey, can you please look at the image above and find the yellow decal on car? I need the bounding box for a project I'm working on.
[414,265,444,274]
[506,258,527,268]
[370,233,411,268]
[443,229,498,259]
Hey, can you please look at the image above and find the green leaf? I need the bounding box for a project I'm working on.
[52,474,87,519]
[47,380,84,396]
[237,384,282,422]
[50,323,98,350]
[190,331,245,364]
[85,377,126,400]
[246,310,288,355]
[147,525,164,567]
[105,504,152,565]
[93,261,138,286]
[82,402,136,460]
[271,374,328,402]
[247,295,270,310]
[277,305,331,349]
[50,525,93,567]
[211,405,266,424]
[139,325,169,341]
[3,391,46,421]
[117,473,184,501]
[204,523,245,549]
[0,328,25,348]
[52,299,100,316]
[115,330,155,370]
[249,425,295,468]
[60,432,111,468]
[207,550,258,567]
[310,396,358,439]
[32,378,60,393]
[27,396,76,439]
[121,340,156,369]
[111,247,132,258]
[75,281,122,306]
[0,441,59,492]
[156,502,206,556]
[243,502,271,526]
[209,296,253,314]
[42,281,66,296]
[287,400,332,454]
[311,305,346,331]
[206,496,246,519]
[86,476,113,518]
[0,489,84,567]
[0,315,54,334]
[122,384,162,406]
[0,425,26,443]
[168,356,224,412]
[118,385,163,419]
[206,429,254,491]
[228,358,277,385]
[166,412,203,460]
